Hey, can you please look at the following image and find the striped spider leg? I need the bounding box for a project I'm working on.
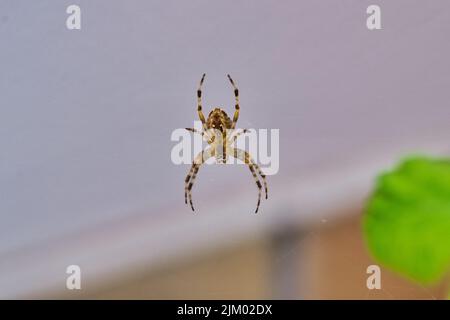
[228,144,268,214]
[197,73,207,130]
[227,74,240,129]
[184,147,214,211]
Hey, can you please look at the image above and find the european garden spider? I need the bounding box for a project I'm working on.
[184,74,268,213]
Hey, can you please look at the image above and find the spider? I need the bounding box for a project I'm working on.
[184,74,268,213]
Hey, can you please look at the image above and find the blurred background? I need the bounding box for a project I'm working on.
[0,1,449,299]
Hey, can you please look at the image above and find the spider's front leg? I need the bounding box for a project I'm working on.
[184,148,214,211]
[197,74,208,131]
[230,147,268,213]
[227,74,240,129]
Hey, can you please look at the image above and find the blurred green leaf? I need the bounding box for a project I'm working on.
[363,156,450,284]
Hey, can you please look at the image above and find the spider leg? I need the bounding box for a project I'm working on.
[184,148,214,211]
[197,74,207,130]
[230,129,249,143]
[231,147,268,213]
[186,127,216,145]
[227,74,240,129]
[186,127,210,141]
[187,165,199,211]
[185,128,203,136]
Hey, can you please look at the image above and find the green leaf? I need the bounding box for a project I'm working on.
[363,156,450,284]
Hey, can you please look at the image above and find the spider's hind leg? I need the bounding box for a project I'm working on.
[231,147,268,213]
[185,164,199,211]
[184,148,214,211]
[252,159,268,200]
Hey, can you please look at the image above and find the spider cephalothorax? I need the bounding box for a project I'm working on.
[206,108,232,132]
[184,74,268,213]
